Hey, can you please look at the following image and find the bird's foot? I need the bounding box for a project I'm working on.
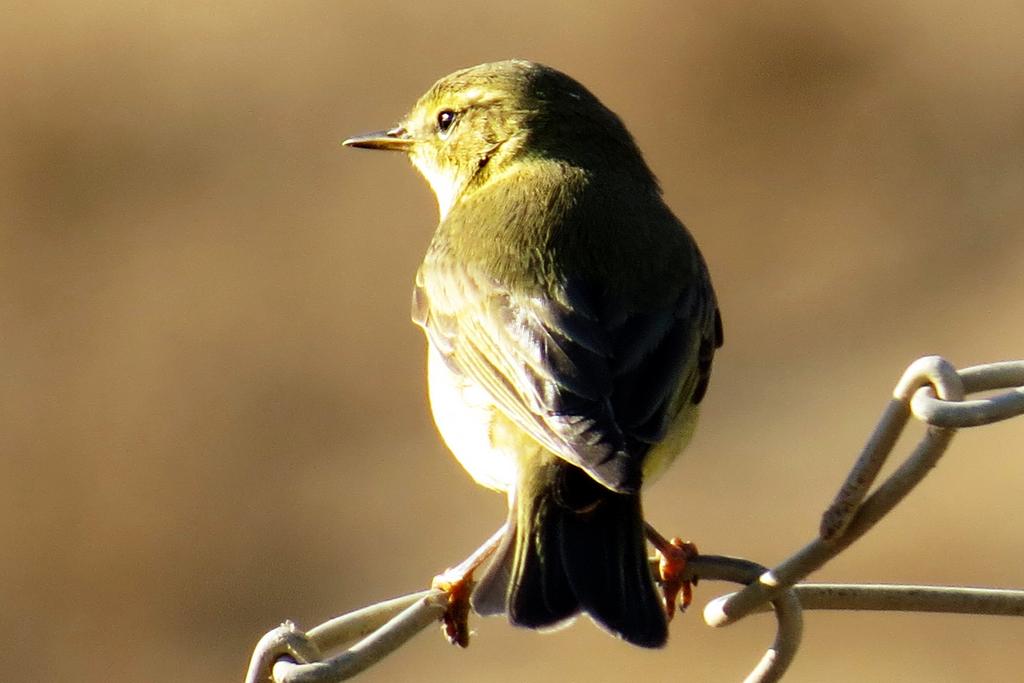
[646,526,699,621]
[431,570,475,648]
[429,523,508,648]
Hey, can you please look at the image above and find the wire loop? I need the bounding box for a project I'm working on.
[244,357,1024,683]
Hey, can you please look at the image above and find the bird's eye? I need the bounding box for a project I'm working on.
[436,109,457,135]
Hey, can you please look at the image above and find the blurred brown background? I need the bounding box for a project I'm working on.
[2,1,1023,681]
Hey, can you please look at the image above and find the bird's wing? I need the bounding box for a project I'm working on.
[413,255,720,494]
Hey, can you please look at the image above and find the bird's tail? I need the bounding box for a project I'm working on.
[471,456,667,648]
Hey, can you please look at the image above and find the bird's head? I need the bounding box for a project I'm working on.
[344,60,647,219]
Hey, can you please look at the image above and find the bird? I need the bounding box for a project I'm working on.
[344,59,722,648]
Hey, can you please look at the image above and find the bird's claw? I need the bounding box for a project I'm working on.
[656,537,698,621]
[431,572,474,648]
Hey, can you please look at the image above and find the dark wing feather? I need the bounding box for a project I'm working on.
[414,250,720,494]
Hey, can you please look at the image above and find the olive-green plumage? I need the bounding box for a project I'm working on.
[345,59,722,648]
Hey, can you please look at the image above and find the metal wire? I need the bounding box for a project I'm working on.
[244,357,1024,683]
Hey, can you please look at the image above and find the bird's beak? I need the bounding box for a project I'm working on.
[342,125,415,152]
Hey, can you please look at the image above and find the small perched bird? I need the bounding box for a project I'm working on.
[344,59,722,648]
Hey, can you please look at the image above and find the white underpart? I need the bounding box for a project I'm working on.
[426,344,517,492]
